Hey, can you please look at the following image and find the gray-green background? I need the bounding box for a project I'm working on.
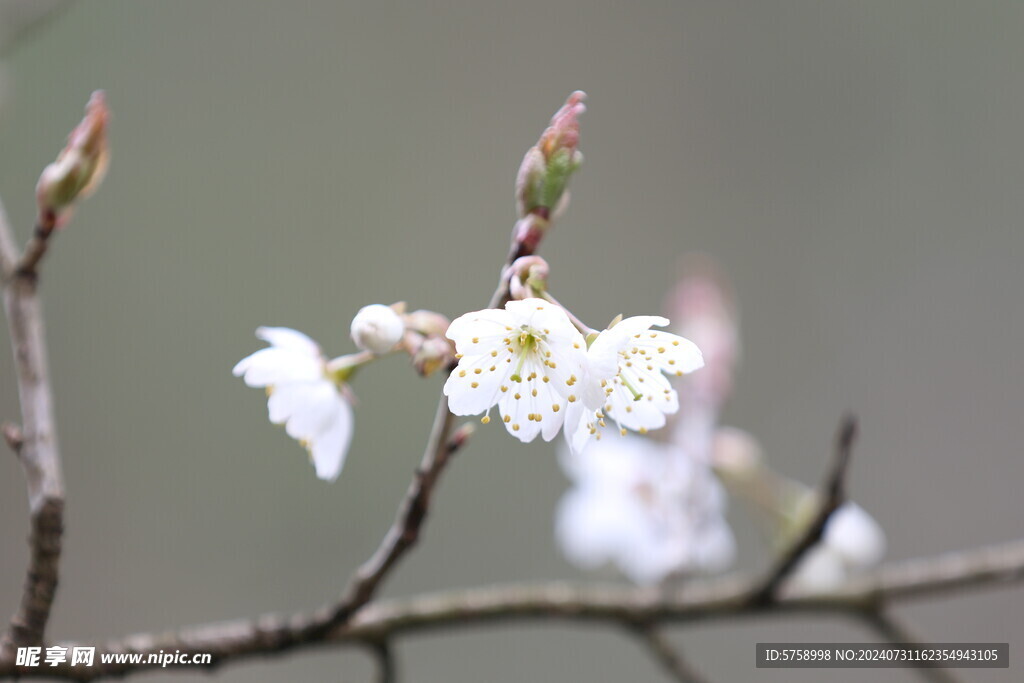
[1,2,1021,681]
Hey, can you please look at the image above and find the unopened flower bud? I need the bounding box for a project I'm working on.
[508,256,550,300]
[511,92,585,255]
[515,147,546,218]
[413,335,454,377]
[36,91,110,215]
[403,310,450,338]
[539,90,586,163]
[351,304,405,354]
[666,255,739,407]
[512,213,549,256]
[449,422,475,451]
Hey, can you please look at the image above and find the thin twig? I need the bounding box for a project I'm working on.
[1,539,1021,680]
[859,610,963,683]
[749,414,857,603]
[15,211,58,280]
[369,641,396,683]
[0,198,66,658]
[632,625,706,683]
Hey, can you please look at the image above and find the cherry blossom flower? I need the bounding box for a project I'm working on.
[443,298,587,443]
[556,433,735,585]
[790,502,886,591]
[566,316,704,452]
[233,327,353,481]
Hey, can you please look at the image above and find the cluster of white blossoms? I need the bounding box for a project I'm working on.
[556,432,735,584]
[442,298,705,449]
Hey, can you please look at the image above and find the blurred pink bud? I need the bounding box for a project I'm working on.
[712,427,763,478]
[412,335,454,377]
[539,90,586,162]
[508,255,550,300]
[666,255,740,407]
[403,310,450,338]
[36,91,110,216]
[512,213,549,256]
[449,422,475,451]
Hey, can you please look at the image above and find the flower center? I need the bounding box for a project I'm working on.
[510,330,538,383]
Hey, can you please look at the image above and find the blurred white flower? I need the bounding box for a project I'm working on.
[443,298,588,443]
[791,502,886,591]
[556,433,734,585]
[566,316,704,453]
[350,304,405,354]
[233,327,353,481]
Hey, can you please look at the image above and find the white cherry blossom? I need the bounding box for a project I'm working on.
[443,298,587,443]
[556,433,734,585]
[790,502,886,591]
[233,327,353,481]
[567,316,704,452]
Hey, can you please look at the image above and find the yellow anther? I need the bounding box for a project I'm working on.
[503,415,511,423]
[568,395,577,403]
[458,370,467,377]
[481,416,491,424]
[471,382,479,388]
[552,404,560,412]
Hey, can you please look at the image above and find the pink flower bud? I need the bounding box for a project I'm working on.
[412,335,454,377]
[666,255,739,408]
[36,91,110,216]
[539,90,586,162]
[403,310,450,338]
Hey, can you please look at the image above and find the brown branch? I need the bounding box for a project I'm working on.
[631,626,706,683]
[0,198,66,658]
[0,539,1021,680]
[858,610,963,683]
[749,414,857,604]
[319,398,458,631]
[369,641,396,683]
[15,211,58,281]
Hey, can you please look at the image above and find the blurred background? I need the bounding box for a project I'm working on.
[1,2,1022,681]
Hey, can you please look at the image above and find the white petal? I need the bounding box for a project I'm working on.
[443,353,510,416]
[255,326,322,356]
[792,547,847,591]
[825,503,886,568]
[501,359,572,441]
[555,487,642,570]
[309,400,354,481]
[634,330,704,377]
[275,382,342,440]
[233,347,324,387]
[445,309,515,355]
[693,519,737,573]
